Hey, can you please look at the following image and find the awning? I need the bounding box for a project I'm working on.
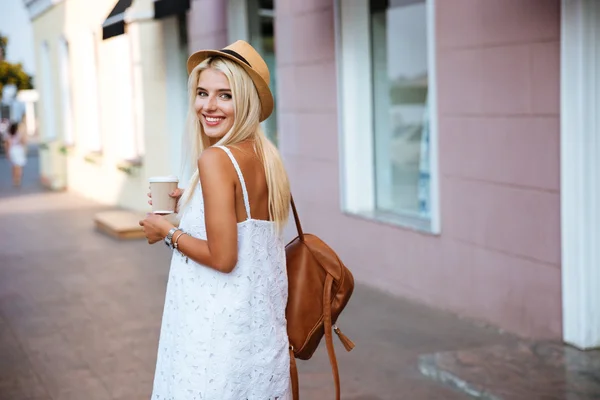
[102,0,190,40]
[102,0,133,40]
[153,0,190,19]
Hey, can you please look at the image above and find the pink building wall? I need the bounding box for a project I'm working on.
[186,0,562,338]
[276,0,561,338]
[435,0,561,337]
[187,0,228,51]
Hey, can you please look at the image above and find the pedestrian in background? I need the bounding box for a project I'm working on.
[139,40,292,399]
[0,118,9,155]
[4,122,26,187]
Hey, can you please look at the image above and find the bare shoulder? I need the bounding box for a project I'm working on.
[197,146,237,182]
[198,146,229,170]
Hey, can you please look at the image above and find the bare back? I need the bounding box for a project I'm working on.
[227,141,270,223]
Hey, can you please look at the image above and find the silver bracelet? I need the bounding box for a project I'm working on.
[172,230,185,249]
[164,227,180,249]
[173,230,189,263]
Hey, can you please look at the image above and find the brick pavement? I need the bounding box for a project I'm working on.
[0,150,518,400]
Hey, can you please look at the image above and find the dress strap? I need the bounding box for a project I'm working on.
[214,146,251,220]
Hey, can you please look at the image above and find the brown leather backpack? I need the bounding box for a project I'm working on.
[285,197,355,400]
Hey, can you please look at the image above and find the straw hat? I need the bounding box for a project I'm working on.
[187,40,274,122]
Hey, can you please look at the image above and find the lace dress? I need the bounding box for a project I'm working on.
[7,135,26,167]
[151,146,291,400]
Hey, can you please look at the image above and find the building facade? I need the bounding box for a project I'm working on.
[25,0,189,208]
[188,0,600,348]
[0,0,37,130]
[27,0,599,348]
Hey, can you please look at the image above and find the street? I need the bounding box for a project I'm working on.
[0,150,516,400]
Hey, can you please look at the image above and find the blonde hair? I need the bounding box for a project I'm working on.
[179,57,290,232]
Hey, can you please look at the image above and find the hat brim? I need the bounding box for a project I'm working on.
[187,50,274,122]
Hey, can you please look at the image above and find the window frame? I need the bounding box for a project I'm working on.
[227,0,278,145]
[334,0,440,234]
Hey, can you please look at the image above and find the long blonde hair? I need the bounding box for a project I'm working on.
[179,57,290,232]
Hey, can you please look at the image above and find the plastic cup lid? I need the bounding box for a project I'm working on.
[148,175,179,183]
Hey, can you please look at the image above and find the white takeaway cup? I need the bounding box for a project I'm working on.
[149,176,179,214]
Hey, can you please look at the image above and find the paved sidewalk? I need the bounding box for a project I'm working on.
[0,152,517,400]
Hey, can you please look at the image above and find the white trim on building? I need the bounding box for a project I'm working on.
[227,0,278,144]
[161,15,189,180]
[40,40,57,141]
[227,0,250,43]
[58,36,74,145]
[336,0,375,213]
[560,0,600,350]
[335,0,440,233]
[82,31,102,152]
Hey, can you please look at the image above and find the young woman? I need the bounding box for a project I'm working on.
[140,40,292,399]
[4,123,27,187]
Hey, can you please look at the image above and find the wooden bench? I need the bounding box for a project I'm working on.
[94,210,147,240]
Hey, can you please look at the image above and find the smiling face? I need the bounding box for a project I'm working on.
[195,68,235,142]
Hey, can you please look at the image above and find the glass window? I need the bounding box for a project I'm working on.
[242,0,277,145]
[227,0,277,145]
[371,0,431,218]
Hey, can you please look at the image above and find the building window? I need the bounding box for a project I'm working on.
[228,0,278,145]
[337,0,439,233]
[58,37,74,145]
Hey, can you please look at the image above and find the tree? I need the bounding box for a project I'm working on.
[0,33,33,99]
[0,35,7,61]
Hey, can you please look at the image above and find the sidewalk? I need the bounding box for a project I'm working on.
[0,152,519,400]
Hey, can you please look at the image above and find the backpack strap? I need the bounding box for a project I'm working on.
[323,274,341,400]
[290,195,304,240]
[289,347,299,400]
[288,198,352,400]
[214,145,252,220]
[289,196,302,400]
[288,275,340,400]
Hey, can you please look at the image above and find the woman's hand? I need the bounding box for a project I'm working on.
[148,187,185,212]
[139,213,174,244]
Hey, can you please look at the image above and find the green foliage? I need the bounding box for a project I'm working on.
[0,35,7,59]
[0,61,33,92]
[116,159,143,176]
[0,33,33,98]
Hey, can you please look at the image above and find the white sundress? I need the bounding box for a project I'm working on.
[151,145,291,400]
[8,135,26,167]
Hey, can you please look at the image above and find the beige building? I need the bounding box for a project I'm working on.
[25,0,189,211]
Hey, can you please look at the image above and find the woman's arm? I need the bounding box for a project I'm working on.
[141,147,239,273]
[176,148,239,272]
